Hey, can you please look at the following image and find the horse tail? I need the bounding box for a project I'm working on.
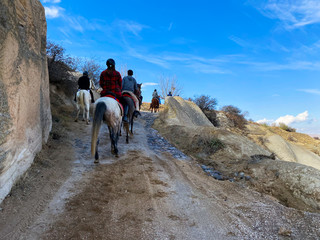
[77,90,84,107]
[91,101,106,156]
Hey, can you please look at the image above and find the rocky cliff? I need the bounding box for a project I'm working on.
[0,0,51,203]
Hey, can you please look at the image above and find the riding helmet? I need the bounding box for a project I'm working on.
[83,71,88,75]
[106,58,115,68]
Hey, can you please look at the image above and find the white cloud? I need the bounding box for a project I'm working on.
[256,0,320,29]
[143,82,158,86]
[256,118,275,125]
[116,20,149,37]
[275,111,309,125]
[298,89,320,95]
[44,6,64,19]
[239,60,320,71]
[257,111,310,126]
[43,0,61,3]
[168,22,173,31]
[229,35,249,47]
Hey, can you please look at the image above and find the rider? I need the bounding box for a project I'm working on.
[167,91,172,96]
[76,71,95,103]
[152,89,161,104]
[99,59,122,100]
[122,69,140,121]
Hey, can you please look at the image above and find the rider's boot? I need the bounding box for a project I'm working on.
[123,105,129,123]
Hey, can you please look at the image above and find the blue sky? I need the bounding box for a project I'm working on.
[41,0,320,135]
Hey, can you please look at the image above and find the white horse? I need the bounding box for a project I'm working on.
[91,97,123,163]
[75,89,91,124]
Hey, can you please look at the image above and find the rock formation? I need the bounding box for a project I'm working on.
[154,96,320,212]
[0,0,51,203]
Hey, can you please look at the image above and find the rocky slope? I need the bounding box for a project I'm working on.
[153,96,320,212]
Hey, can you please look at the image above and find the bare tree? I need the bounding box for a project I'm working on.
[159,75,182,99]
[46,40,79,83]
[193,95,218,111]
[119,64,128,78]
[80,58,103,87]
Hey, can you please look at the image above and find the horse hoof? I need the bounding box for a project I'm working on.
[94,159,99,163]
[82,119,85,122]
[74,119,78,122]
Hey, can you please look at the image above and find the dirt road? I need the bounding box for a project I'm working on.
[0,110,320,240]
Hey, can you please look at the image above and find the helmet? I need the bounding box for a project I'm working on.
[128,69,133,76]
[83,71,88,76]
[106,58,115,68]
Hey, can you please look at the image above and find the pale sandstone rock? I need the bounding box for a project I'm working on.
[0,0,51,203]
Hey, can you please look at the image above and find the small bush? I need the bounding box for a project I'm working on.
[208,138,225,152]
[279,123,296,132]
[314,137,320,140]
[221,105,247,129]
[200,137,225,154]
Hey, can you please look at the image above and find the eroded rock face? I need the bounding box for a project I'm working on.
[0,0,51,203]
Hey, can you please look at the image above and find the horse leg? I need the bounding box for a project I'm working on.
[126,130,129,144]
[114,130,119,157]
[82,106,85,121]
[130,116,134,134]
[94,138,100,163]
[110,128,119,157]
[85,103,90,125]
[75,103,80,122]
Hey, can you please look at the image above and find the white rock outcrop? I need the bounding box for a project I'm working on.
[0,0,51,203]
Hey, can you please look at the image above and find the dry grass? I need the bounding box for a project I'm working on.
[140,102,165,112]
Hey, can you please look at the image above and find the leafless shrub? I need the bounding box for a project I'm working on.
[46,41,79,84]
[221,105,247,129]
[80,58,103,87]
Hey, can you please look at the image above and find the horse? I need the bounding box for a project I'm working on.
[136,83,143,110]
[75,89,91,124]
[91,97,123,163]
[150,97,159,113]
[121,93,140,143]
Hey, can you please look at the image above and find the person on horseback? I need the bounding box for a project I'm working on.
[99,58,122,100]
[122,69,140,121]
[75,71,95,103]
[152,89,161,104]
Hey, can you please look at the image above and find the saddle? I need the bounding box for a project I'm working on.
[103,94,124,116]
[122,91,139,110]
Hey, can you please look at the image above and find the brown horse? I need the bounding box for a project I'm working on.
[150,97,159,113]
